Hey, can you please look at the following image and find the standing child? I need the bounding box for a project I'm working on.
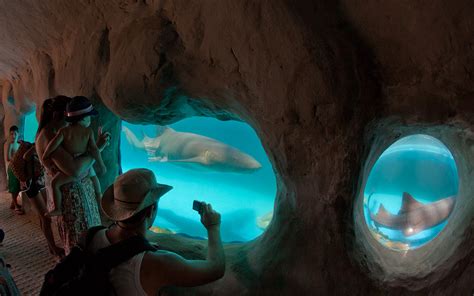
[4,126,24,215]
[42,96,107,217]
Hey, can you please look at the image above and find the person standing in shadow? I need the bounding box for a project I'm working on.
[4,126,24,215]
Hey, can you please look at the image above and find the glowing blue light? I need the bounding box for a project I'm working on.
[23,111,38,143]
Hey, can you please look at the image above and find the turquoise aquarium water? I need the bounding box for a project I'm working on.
[364,134,458,251]
[23,110,38,142]
[120,117,277,242]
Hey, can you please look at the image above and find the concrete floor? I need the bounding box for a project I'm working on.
[0,192,57,295]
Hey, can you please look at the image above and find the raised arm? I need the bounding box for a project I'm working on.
[142,203,225,293]
[97,127,111,152]
[88,129,107,174]
[122,125,144,149]
[42,131,64,160]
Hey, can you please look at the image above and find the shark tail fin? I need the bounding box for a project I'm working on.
[370,204,394,226]
[122,125,145,149]
[375,204,392,220]
[399,192,424,214]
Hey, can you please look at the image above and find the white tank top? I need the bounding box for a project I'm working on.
[89,229,148,296]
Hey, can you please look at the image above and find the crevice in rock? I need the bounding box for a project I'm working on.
[151,17,181,81]
[45,54,55,97]
[98,27,110,65]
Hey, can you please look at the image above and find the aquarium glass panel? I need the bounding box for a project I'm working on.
[121,117,276,242]
[23,111,38,142]
[364,134,458,251]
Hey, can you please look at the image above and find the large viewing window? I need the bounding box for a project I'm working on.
[363,134,458,251]
[121,117,277,242]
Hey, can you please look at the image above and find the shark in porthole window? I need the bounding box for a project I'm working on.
[363,134,458,251]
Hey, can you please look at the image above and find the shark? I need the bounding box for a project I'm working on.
[370,192,455,236]
[122,125,262,173]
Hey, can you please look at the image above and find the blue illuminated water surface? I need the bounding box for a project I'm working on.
[364,134,458,251]
[121,118,276,242]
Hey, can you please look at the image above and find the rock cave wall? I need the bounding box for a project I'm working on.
[0,0,472,294]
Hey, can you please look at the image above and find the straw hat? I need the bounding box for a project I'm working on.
[101,168,173,221]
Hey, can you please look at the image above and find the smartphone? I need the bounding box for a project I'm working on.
[192,200,203,213]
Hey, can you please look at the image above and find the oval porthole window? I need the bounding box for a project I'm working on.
[120,117,277,242]
[363,134,458,251]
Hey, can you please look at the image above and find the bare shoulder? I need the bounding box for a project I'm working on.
[140,250,182,293]
[65,125,90,135]
[36,128,52,149]
[59,125,73,133]
[58,126,70,133]
[77,125,93,135]
[143,250,182,265]
[141,250,187,275]
[86,127,94,136]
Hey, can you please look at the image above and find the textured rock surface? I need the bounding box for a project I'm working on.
[0,0,473,294]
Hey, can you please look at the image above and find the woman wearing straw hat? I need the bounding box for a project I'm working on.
[89,168,225,295]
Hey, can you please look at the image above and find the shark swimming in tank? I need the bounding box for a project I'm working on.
[370,192,456,236]
[122,125,262,173]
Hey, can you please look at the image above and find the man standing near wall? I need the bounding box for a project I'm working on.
[3,126,23,214]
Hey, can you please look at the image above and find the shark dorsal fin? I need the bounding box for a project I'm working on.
[370,204,398,228]
[376,204,392,220]
[399,192,424,214]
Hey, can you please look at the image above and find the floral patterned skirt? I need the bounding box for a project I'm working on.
[56,177,101,254]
